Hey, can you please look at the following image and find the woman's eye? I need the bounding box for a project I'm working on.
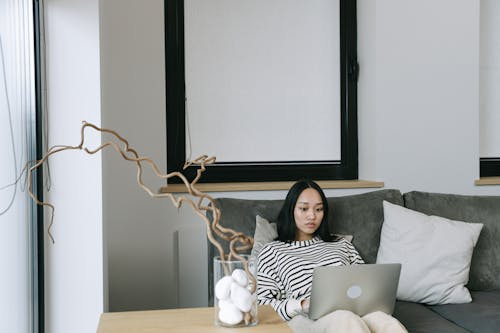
[316,207,323,212]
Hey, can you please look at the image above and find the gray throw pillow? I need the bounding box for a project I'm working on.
[250,215,278,259]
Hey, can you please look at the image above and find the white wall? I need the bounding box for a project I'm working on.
[44,0,103,332]
[480,0,500,157]
[359,0,483,195]
[99,0,177,311]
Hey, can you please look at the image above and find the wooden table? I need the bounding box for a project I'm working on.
[97,305,290,332]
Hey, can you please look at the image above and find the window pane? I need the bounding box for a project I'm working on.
[184,0,341,162]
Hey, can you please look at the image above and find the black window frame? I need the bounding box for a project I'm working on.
[165,0,359,183]
[33,0,45,332]
[480,158,500,177]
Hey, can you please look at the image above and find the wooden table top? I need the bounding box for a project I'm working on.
[97,305,290,333]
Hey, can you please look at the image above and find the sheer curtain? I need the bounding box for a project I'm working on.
[0,0,38,332]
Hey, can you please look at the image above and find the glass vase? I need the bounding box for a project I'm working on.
[213,255,258,327]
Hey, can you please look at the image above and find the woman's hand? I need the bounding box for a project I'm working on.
[301,298,310,314]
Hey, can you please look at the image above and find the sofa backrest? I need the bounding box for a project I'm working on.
[206,189,403,305]
[403,191,500,291]
[326,189,403,263]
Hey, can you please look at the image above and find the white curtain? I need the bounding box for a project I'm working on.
[0,0,37,332]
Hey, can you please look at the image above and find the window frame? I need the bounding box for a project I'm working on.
[33,1,45,332]
[480,158,500,177]
[164,0,359,183]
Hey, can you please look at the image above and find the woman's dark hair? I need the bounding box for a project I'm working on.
[277,179,331,242]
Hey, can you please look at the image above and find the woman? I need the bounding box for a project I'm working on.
[256,180,407,333]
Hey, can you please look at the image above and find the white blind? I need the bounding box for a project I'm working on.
[184,0,341,162]
[0,0,36,332]
[480,0,500,157]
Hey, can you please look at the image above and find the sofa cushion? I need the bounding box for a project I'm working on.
[427,291,500,333]
[377,201,483,304]
[404,191,500,291]
[393,301,470,333]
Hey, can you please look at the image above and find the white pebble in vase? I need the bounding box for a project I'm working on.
[215,275,233,300]
[231,268,249,287]
[218,301,243,325]
[230,282,253,313]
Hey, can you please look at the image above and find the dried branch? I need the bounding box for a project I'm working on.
[26,121,256,294]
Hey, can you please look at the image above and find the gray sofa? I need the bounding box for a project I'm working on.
[207,189,500,333]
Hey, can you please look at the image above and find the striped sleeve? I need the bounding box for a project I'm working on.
[256,245,302,321]
[346,240,365,264]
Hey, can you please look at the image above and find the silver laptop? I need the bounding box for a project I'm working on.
[308,263,401,320]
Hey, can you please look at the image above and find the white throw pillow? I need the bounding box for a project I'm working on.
[377,201,483,305]
[250,215,354,258]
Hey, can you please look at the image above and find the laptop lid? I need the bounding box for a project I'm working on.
[308,263,401,320]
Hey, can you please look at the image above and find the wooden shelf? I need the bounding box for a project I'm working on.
[160,179,384,193]
[475,177,500,186]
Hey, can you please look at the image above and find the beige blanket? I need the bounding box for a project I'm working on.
[288,311,408,333]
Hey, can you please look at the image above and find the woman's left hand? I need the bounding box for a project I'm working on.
[301,298,310,314]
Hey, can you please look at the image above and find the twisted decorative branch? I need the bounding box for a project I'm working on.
[27,121,256,296]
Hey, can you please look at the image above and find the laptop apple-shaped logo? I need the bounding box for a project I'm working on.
[347,285,362,299]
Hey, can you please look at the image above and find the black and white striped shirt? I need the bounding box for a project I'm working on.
[257,236,364,321]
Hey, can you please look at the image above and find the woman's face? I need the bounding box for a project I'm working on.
[294,188,324,241]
